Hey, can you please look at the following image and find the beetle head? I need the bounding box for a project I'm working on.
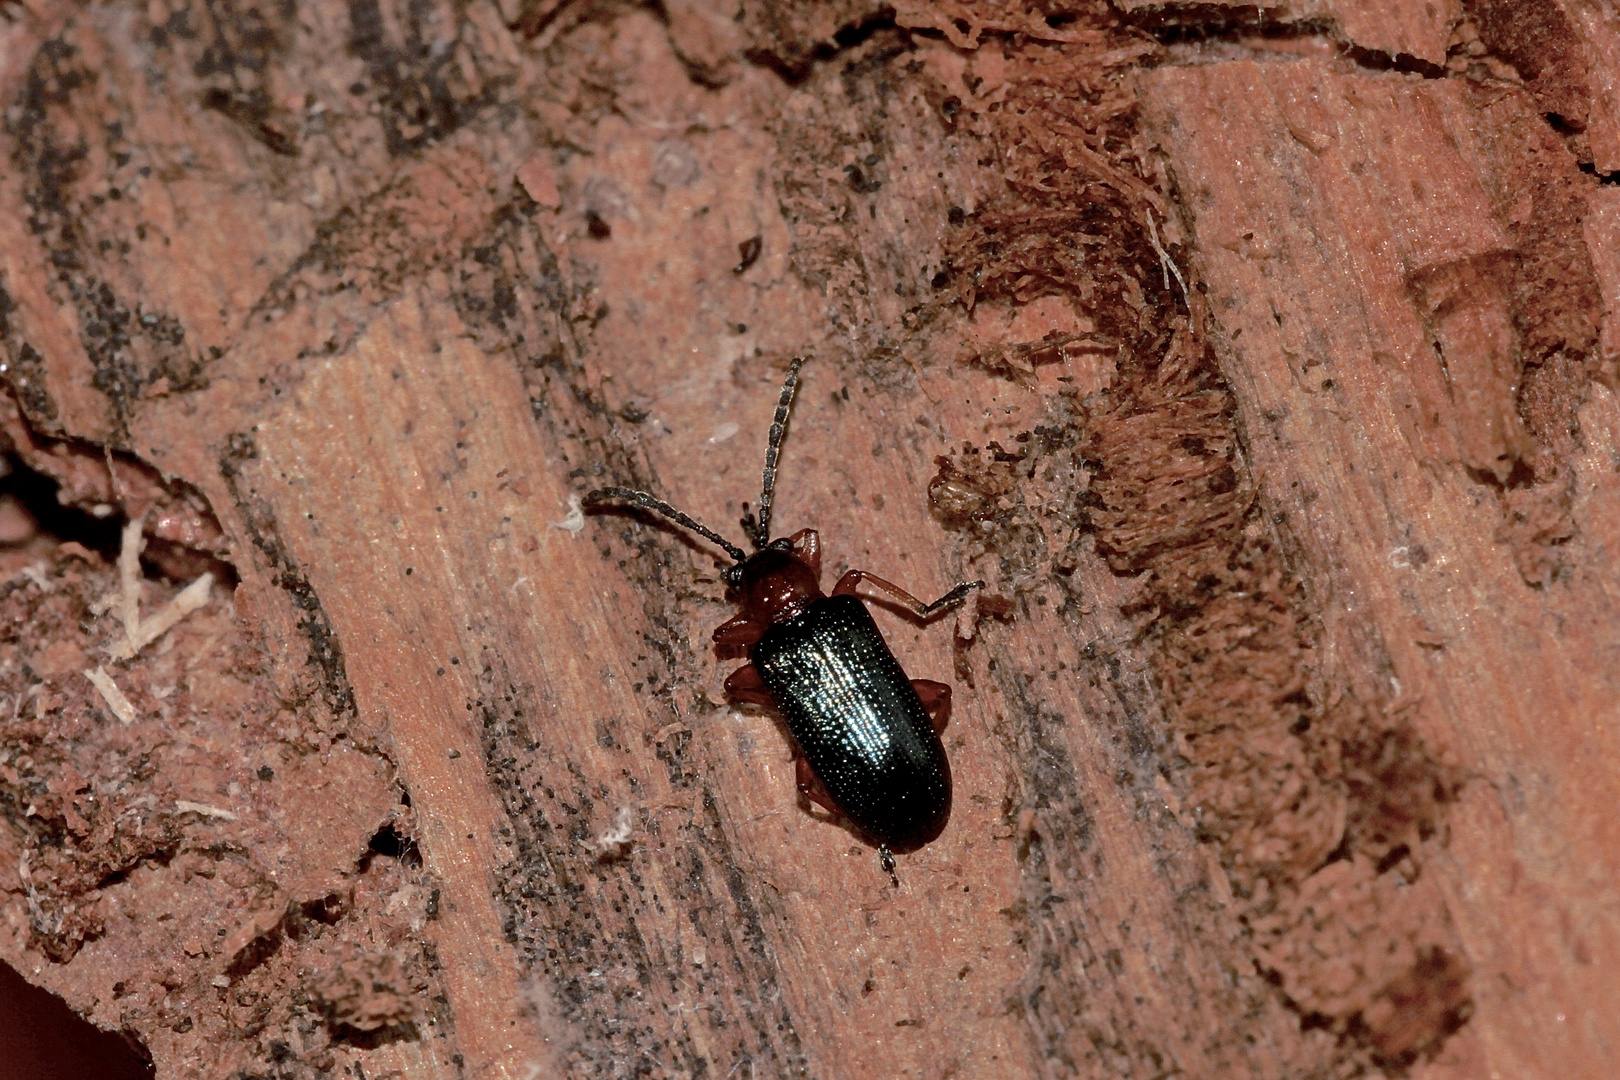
[724,538,823,624]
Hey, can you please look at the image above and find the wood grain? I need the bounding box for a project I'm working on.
[1137,52,1620,1078]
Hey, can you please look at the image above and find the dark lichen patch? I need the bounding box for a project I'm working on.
[7,37,91,235]
[79,278,145,417]
[4,37,96,428]
[187,0,296,82]
[762,21,966,343]
[74,276,213,427]
[447,201,572,351]
[189,0,305,155]
[201,86,302,156]
[3,30,227,436]
[0,283,61,424]
[346,0,505,157]
[4,340,60,425]
[3,0,529,441]
[255,150,504,345]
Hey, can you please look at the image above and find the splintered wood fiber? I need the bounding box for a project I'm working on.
[930,15,1469,1068]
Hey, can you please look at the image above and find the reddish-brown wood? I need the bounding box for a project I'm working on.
[1137,50,1620,1077]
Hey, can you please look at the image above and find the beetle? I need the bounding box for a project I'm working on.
[583,357,981,881]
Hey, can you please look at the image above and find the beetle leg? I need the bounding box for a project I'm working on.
[783,528,821,579]
[831,569,984,619]
[713,613,766,648]
[911,679,953,734]
[723,663,775,707]
[794,755,840,816]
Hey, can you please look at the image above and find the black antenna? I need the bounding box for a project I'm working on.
[582,487,748,564]
[749,356,807,549]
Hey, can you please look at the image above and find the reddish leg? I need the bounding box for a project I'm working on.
[713,613,766,648]
[832,569,982,619]
[782,528,822,579]
[723,662,775,707]
[794,756,840,816]
[911,679,952,734]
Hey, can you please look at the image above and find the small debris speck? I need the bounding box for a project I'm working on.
[585,806,635,861]
[551,494,585,535]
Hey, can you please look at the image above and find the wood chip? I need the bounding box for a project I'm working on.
[114,572,214,659]
[83,666,138,725]
[117,516,144,644]
[175,800,238,821]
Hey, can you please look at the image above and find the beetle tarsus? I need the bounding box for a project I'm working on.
[920,579,986,617]
[880,846,898,887]
[831,570,985,620]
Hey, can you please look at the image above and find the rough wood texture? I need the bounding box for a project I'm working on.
[0,1,1615,1078]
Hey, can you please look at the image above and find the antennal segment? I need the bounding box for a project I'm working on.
[583,487,748,564]
[750,356,807,549]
